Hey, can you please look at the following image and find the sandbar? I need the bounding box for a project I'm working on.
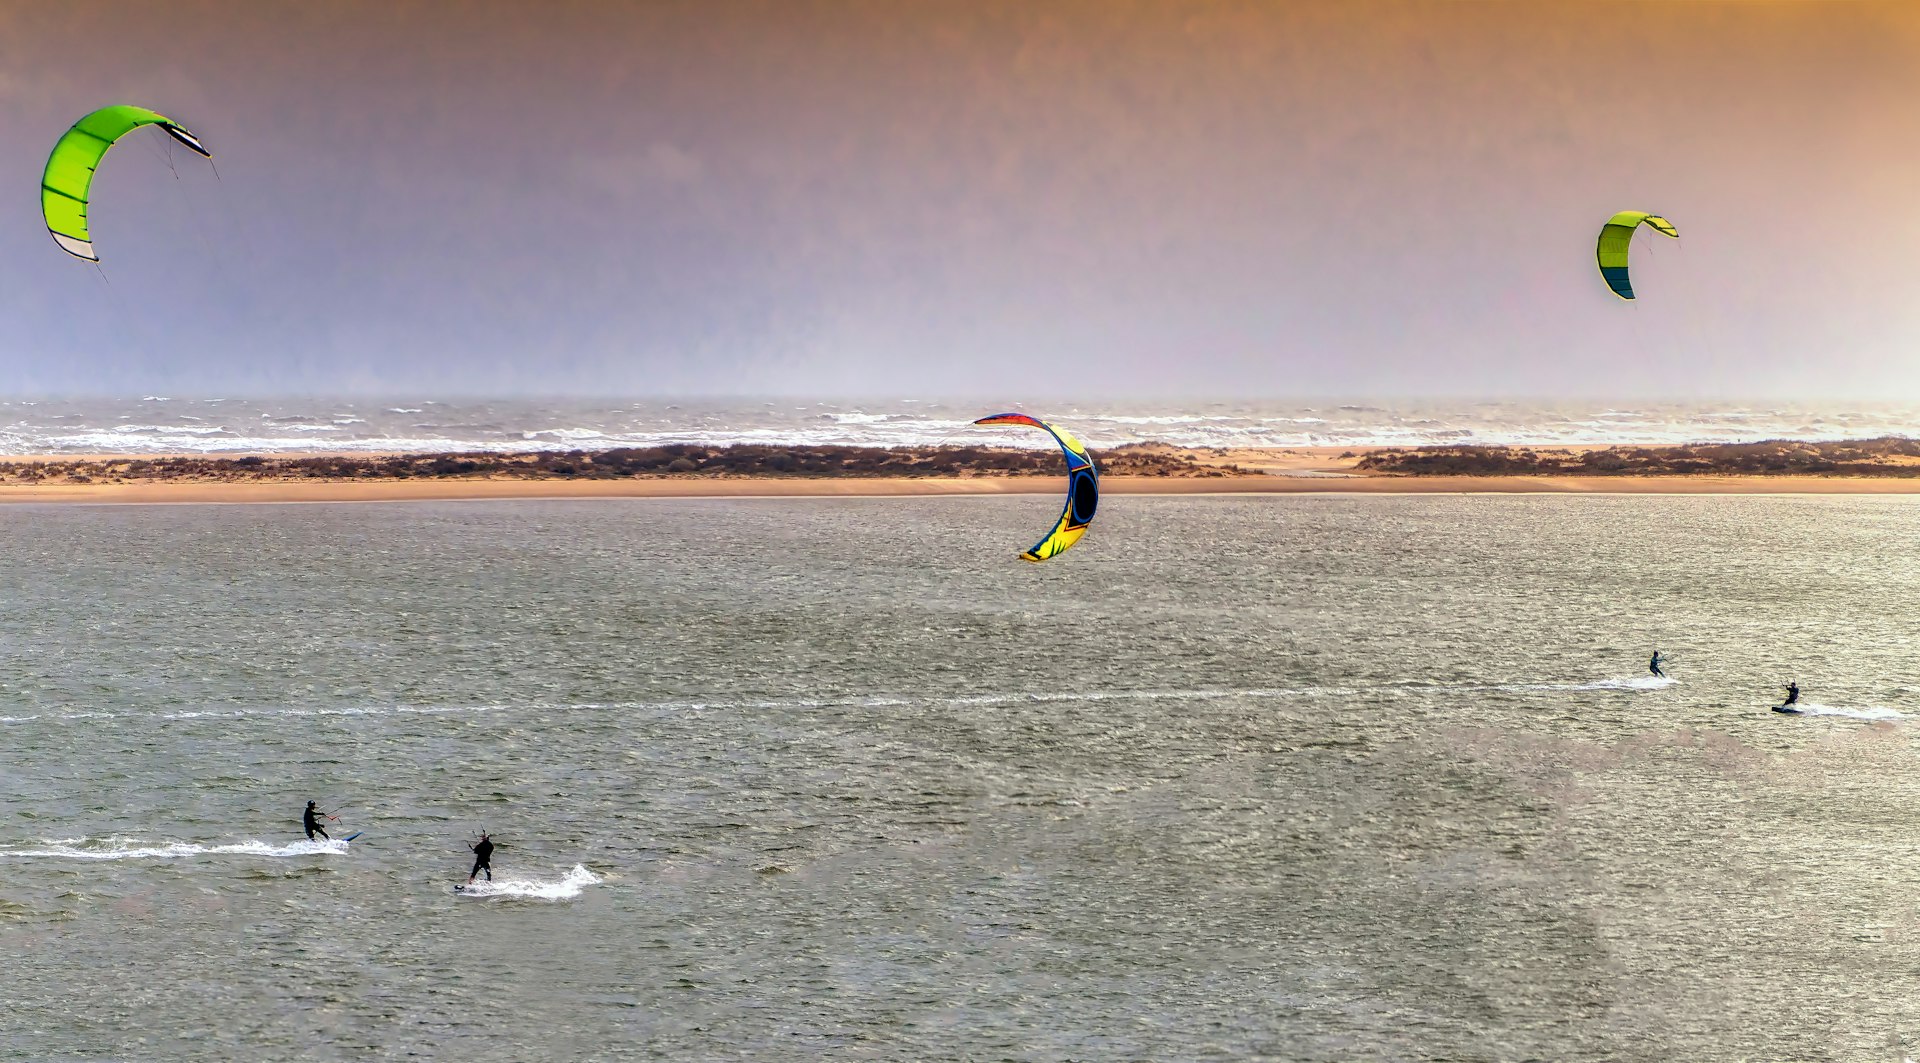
[2,444,1919,504]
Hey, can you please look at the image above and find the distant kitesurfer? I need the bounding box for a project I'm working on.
[1782,682,1800,707]
[467,833,494,884]
[1649,651,1666,678]
[303,801,332,841]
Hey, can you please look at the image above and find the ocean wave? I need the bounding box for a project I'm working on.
[105,424,235,436]
[519,428,612,443]
[7,398,1920,455]
[38,432,544,455]
[1090,414,1209,426]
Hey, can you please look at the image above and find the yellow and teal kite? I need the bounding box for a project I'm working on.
[973,413,1099,562]
[1595,211,1678,300]
[42,105,211,262]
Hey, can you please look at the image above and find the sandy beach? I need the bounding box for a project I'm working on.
[5,446,1920,503]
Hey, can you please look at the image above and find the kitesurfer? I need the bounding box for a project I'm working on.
[1649,651,1666,678]
[1781,682,1800,707]
[467,833,494,884]
[303,801,332,842]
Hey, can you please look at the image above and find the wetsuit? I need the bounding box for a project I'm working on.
[1783,684,1800,706]
[1649,653,1665,678]
[304,805,330,841]
[468,838,493,882]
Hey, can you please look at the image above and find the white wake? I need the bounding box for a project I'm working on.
[455,864,601,900]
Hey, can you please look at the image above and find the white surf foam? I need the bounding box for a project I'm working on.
[0,837,350,861]
[1783,702,1904,721]
[12,397,1920,455]
[1512,675,1678,692]
[1389,675,1676,696]
[0,679,1669,731]
[930,685,1360,708]
[456,864,600,900]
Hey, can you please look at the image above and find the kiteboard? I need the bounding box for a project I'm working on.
[1771,705,1805,715]
[343,831,363,842]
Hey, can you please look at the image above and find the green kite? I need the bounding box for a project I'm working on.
[1596,211,1678,300]
[42,105,211,262]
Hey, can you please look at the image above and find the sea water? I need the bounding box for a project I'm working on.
[5,396,1920,454]
[4,495,1920,1060]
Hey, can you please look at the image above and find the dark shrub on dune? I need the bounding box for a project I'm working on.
[1359,437,1920,477]
[0,443,1247,485]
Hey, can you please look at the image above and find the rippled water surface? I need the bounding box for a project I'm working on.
[5,496,1920,1060]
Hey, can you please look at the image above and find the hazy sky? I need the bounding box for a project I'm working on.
[3,1,1918,399]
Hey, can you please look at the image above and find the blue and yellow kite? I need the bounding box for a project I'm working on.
[974,413,1099,562]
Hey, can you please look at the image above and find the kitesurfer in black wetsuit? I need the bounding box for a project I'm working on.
[1781,682,1800,707]
[467,833,494,884]
[1649,651,1666,678]
[303,801,331,841]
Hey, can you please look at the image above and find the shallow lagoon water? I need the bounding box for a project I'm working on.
[4,496,1920,1060]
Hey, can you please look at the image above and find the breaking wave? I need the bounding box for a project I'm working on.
[6,397,1920,455]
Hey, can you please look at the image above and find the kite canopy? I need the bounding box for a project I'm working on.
[1595,211,1678,300]
[42,105,210,262]
[973,413,1099,562]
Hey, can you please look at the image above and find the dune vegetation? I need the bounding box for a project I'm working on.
[1357,438,1920,477]
[0,443,1247,485]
